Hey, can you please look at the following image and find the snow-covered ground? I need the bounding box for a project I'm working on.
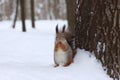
[0,20,112,80]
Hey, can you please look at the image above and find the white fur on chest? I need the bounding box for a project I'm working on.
[54,49,67,65]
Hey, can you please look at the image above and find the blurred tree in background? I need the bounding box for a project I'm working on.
[31,0,35,28]
[12,0,19,28]
[0,0,66,20]
[0,0,66,31]
[20,0,26,32]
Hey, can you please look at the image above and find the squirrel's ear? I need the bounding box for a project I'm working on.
[56,24,59,33]
[62,25,66,33]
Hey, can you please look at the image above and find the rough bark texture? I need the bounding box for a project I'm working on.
[75,0,120,80]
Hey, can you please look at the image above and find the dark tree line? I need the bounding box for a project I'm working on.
[12,0,35,32]
[71,0,120,80]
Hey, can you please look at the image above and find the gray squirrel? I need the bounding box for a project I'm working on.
[54,25,73,67]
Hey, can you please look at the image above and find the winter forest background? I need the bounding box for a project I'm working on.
[0,0,120,80]
[0,0,66,20]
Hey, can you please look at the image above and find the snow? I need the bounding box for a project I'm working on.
[0,20,112,80]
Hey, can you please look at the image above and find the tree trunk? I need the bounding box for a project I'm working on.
[54,0,59,19]
[75,0,120,80]
[20,0,26,32]
[30,0,35,28]
[66,0,76,58]
[12,0,19,28]
[66,0,76,33]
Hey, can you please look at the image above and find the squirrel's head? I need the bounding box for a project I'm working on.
[55,25,67,51]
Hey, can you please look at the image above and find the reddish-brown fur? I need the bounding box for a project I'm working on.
[63,57,73,67]
[54,25,73,67]
[55,41,67,51]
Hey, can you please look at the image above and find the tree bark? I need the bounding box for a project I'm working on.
[66,0,76,33]
[20,0,26,32]
[30,0,35,28]
[12,0,19,28]
[75,0,120,79]
[66,0,76,58]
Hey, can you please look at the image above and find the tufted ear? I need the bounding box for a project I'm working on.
[56,24,59,33]
[62,25,66,33]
